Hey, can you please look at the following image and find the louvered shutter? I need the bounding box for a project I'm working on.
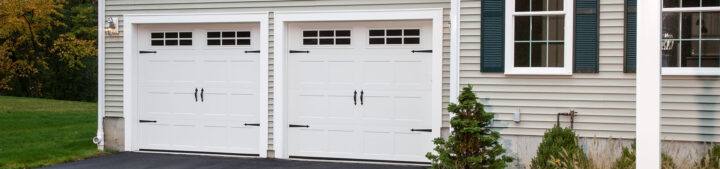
[481,0,505,72]
[574,0,600,73]
[625,0,637,73]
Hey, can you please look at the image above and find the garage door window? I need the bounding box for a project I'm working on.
[207,31,251,46]
[368,29,421,45]
[151,32,192,46]
[303,30,351,45]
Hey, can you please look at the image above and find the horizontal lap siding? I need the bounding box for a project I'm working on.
[662,77,720,142]
[103,0,451,155]
[468,0,637,139]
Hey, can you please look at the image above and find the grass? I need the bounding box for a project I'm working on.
[0,96,105,169]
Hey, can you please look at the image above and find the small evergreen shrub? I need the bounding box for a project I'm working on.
[530,125,590,169]
[426,85,512,169]
[697,145,720,169]
[612,145,635,169]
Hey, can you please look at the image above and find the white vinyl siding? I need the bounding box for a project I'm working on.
[102,0,451,156]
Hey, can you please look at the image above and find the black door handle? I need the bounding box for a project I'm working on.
[353,90,357,105]
[411,129,432,132]
[289,50,310,53]
[289,124,310,128]
[194,88,198,102]
[200,88,204,102]
[244,123,260,126]
[245,50,261,53]
[411,50,432,53]
[360,90,364,105]
[139,120,157,123]
[139,50,157,54]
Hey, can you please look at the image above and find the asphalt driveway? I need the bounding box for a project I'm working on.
[44,152,428,169]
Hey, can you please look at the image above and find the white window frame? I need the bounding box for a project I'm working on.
[661,5,720,75]
[504,0,574,75]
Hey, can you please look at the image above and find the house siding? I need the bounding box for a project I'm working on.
[469,0,720,143]
[102,0,451,155]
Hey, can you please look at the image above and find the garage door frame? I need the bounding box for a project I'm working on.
[122,12,270,157]
[272,9,444,160]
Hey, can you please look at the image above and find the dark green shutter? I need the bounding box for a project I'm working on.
[481,0,504,72]
[625,0,637,73]
[574,0,599,73]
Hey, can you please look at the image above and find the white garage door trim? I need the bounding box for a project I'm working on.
[122,12,270,157]
[272,9,444,160]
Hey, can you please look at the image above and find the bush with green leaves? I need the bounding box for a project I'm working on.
[426,85,512,169]
[530,125,590,169]
[697,145,720,169]
[612,145,635,169]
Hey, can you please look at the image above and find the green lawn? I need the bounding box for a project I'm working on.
[0,96,105,169]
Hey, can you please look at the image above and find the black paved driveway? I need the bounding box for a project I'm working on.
[44,152,428,169]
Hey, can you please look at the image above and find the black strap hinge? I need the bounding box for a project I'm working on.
[245,50,261,53]
[244,123,260,126]
[289,50,310,53]
[139,50,157,54]
[289,124,310,128]
[411,128,432,132]
[411,50,432,53]
[139,120,157,123]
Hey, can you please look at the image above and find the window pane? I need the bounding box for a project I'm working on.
[531,43,544,67]
[404,29,420,36]
[303,39,318,45]
[336,30,351,37]
[662,13,680,39]
[151,33,164,38]
[237,39,251,45]
[208,40,220,46]
[370,30,385,36]
[222,39,235,45]
[165,40,178,46]
[237,31,251,37]
[702,40,720,67]
[208,32,220,38]
[404,38,420,44]
[336,38,351,45]
[387,38,402,44]
[531,16,545,40]
[516,0,530,11]
[179,32,192,38]
[515,43,530,67]
[151,40,164,46]
[387,29,402,36]
[222,32,235,38]
[683,0,701,7]
[319,39,334,45]
[703,0,720,6]
[547,0,563,11]
[319,30,334,37]
[166,32,178,38]
[531,0,544,11]
[680,41,700,67]
[515,16,531,40]
[369,38,385,44]
[548,16,564,40]
[664,0,680,7]
[681,12,701,39]
[662,40,679,67]
[179,40,192,46]
[548,43,564,67]
[531,0,563,11]
[303,31,318,37]
[703,12,720,39]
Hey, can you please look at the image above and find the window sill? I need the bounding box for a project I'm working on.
[504,67,573,75]
[662,68,720,76]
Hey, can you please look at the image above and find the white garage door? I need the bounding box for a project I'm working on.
[136,23,262,155]
[286,21,434,162]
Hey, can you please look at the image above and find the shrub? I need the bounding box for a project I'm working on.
[697,145,720,169]
[426,85,512,169]
[612,145,635,169]
[530,125,590,169]
[662,153,676,169]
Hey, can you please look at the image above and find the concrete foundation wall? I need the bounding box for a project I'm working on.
[103,117,124,151]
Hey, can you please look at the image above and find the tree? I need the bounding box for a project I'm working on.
[426,85,512,169]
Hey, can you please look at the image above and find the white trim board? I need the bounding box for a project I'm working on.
[122,12,270,157]
[272,8,445,159]
[96,0,106,150]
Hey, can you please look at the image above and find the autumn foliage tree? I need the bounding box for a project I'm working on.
[0,0,97,101]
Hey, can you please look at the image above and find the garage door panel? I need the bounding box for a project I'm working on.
[326,130,361,154]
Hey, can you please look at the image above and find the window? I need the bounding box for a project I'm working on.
[207,31,251,46]
[368,29,421,45]
[151,32,192,46]
[303,30,351,45]
[506,0,573,75]
[661,0,720,75]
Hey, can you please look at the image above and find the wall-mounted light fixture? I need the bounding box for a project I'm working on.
[105,16,119,36]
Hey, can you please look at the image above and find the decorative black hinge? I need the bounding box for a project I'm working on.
[139,120,157,123]
[289,50,310,53]
[411,128,432,132]
[289,124,310,128]
[139,50,157,54]
[245,50,261,53]
[244,123,260,126]
[411,50,432,53]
